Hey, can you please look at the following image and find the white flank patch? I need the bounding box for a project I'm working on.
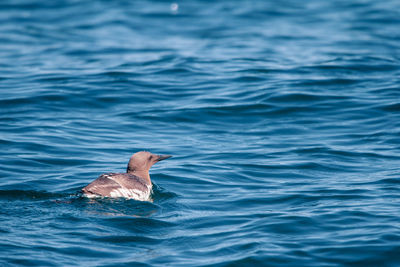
[82,193,99,199]
[110,186,151,201]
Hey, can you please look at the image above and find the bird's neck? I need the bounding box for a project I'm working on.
[127,169,151,185]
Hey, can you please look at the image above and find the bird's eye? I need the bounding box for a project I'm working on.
[149,156,153,160]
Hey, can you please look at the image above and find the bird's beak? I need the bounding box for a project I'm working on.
[157,155,172,161]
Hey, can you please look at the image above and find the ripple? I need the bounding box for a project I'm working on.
[0,190,65,200]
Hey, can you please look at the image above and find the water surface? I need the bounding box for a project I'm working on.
[1,0,400,266]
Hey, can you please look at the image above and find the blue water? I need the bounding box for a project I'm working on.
[1,0,400,266]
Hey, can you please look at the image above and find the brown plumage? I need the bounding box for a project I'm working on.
[81,151,171,201]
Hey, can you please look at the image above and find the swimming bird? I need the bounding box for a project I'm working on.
[82,151,171,201]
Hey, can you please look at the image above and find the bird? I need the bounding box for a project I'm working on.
[81,151,172,201]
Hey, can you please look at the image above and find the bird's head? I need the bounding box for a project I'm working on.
[127,151,172,174]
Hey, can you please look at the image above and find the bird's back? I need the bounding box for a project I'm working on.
[82,172,151,201]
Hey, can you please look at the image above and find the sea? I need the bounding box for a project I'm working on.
[1,0,400,266]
